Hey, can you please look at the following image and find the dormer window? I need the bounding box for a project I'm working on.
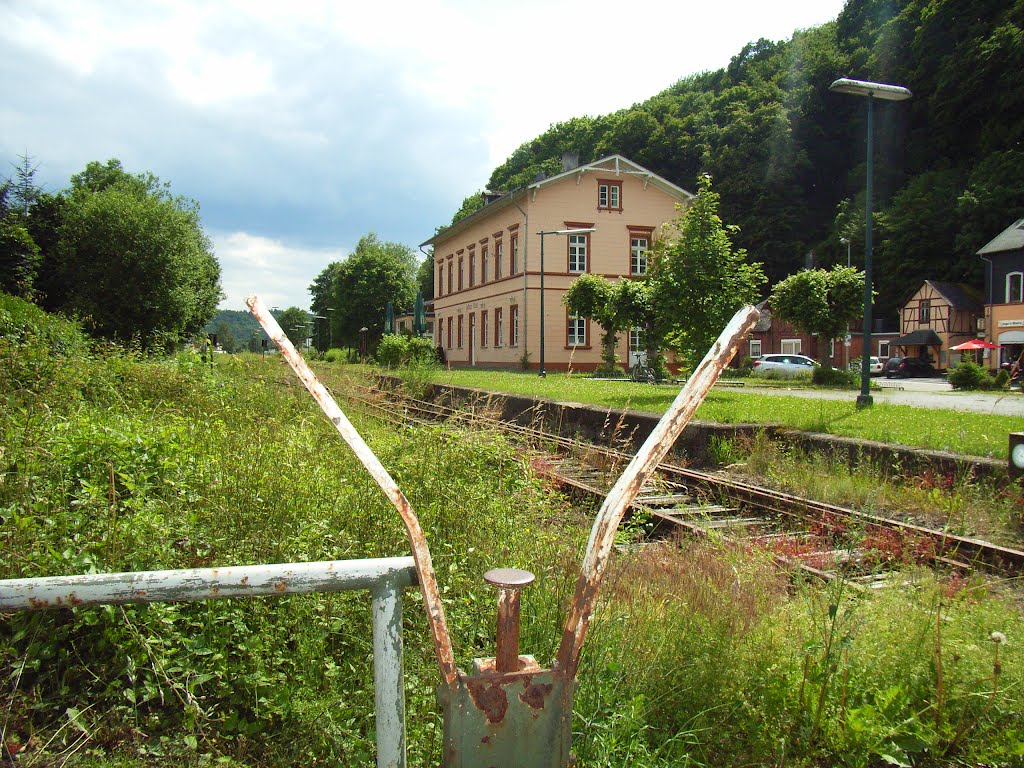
[598,180,622,211]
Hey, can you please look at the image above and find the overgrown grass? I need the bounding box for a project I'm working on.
[2,297,1022,766]
[426,369,1021,459]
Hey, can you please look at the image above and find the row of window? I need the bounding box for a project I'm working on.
[436,309,592,350]
[437,230,652,298]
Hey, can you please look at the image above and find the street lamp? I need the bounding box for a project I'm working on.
[537,228,596,377]
[829,77,912,408]
[325,307,334,349]
[840,237,851,267]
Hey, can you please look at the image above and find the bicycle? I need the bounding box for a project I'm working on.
[630,361,656,383]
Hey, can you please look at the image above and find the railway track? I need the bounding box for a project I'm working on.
[347,377,1024,586]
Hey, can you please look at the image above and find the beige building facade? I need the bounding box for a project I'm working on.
[422,155,693,372]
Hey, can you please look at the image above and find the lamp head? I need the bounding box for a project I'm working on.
[829,78,912,101]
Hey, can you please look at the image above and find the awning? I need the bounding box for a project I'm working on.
[893,329,942,347]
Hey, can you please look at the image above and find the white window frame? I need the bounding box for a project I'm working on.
[878,340,890,358]
[630,237,648,275]
[481,311,489,348]
[495,240,503,280]
[598,182,621,210]
[568,314,587,347]
[568,234,588,273]
[510,306,519,347]
[495,308,504,348]
[781,338,802,355]
[749,339,762,358]
[1007,271,1023,303]
[511,235,519,275]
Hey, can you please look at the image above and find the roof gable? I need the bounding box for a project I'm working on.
[422,155,692,248]
[977,218,1024,255]
[923,280,983,310]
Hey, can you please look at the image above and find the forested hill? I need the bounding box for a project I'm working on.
[474,0,1024,323]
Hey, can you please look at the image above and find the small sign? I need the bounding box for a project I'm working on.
[997,319,1024,328]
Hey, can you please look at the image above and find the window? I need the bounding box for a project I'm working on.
[630,237,648,275]
[446,317,452,349]
[457,315,464,348]
[1008,272,1024,303]
[437,262,444,296]
[568,233,589,273]
[598,180,622,210]
[481,310,489,347]
[510,305,519,347]
[829,339,835,359]
[481,245,488,285]
[567,314,587,347]
[510,234,519,275]
[781,338,802,355]
[494,240,503,280]
[494,308,503,347]
[437,317,443,346]
[469,254,476,287]
[878,340,890,358]
[458,257,464,291]
[918,299,931,324]
[447,260,453,295]
[749,339,762,358]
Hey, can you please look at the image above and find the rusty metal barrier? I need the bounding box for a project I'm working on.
[248,296,759,767]
[0,557,417,768]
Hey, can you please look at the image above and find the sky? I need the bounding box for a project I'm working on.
[2,0,848,312]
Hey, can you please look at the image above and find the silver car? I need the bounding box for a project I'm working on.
[752,354,818,375]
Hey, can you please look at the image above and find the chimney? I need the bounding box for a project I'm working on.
[561,152,580,172]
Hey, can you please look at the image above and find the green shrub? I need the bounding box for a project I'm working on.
[375,334,436,368]
[812,365,857,388]
[750,367,813,382]
[949,360,997,391]
[994,368,1011,389]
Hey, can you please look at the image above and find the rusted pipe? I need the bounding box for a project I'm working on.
[555,304,760,680]
[483,568,534,673]
[246,294,458,687]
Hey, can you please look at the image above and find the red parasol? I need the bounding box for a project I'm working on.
[950,339,1001,350]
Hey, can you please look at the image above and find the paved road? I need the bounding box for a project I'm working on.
[735,378,1024,416]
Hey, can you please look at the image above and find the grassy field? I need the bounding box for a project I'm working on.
[2,296,1023,767]
[422,369,1022,460]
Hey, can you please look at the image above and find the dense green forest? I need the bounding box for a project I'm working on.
[457,0,1024,324]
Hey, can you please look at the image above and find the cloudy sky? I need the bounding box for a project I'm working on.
[2,0,847,311]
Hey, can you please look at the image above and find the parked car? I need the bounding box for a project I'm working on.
[848,356,884,376]
[883,356,936,378]
[752,354,818,376]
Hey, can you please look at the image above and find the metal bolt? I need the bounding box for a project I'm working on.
[483,568,535,674]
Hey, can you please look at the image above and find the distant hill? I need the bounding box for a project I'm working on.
[203,309,268,352]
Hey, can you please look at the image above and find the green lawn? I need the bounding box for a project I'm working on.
[425,369,1022,460]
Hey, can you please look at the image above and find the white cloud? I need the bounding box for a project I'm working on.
[212,230,346,311]
[2,0,848,310]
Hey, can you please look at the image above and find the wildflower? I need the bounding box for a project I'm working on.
[989,631,1007,644]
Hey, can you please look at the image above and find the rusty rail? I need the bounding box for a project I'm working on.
[554,304,760,679]
[246,295,458,687]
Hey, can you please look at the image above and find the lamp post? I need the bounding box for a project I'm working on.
[325,307,334,349]
[537,228,596,377]
[840,237,851,267]
[312,315,327,352]
[829,77,911,408]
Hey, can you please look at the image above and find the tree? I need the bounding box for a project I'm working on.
[277,306,310,349]
[51,159,221,348]
[416,251,434,300]
[0,156,44,298]
[769,266,865,369]
[310,233,417,347]
[563,274,620,372]
[648,174,766,365]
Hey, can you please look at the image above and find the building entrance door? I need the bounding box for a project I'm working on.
[628,327,646,368]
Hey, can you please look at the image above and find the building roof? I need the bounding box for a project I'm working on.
[977,218,1024,255]
[894,329,942,347]
[421,155,693,248]
[924,280,983,310]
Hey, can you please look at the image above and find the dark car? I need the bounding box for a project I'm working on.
[883,356,936,378]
